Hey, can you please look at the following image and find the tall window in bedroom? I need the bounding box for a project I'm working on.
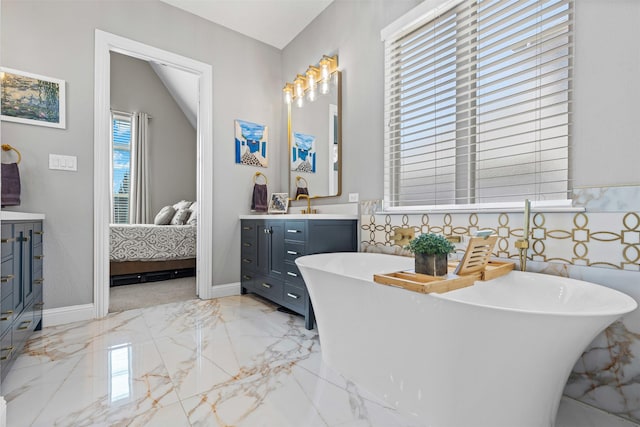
[382,0,573,209]
[111,113,132,224]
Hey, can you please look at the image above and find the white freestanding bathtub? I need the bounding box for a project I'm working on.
[296,252,637,427]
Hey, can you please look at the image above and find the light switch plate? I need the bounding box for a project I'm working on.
[349,193,359,202]
[49,154,77,171]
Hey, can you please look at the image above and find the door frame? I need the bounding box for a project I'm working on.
[93,30,213,317]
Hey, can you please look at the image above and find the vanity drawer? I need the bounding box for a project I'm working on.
[32,223,43,246]
[285,221,306,242]
[284,242,305,262]
[240,271,255,292]
[241,222,259,238]
[33,245,44,272]
[1,224,13,262]
[0,329,12,376]
[0,260,14,297]
[240,254,258,271]
[284,263,305,287]
[241,237,257,258]
[253,278,283,302]
[0,295,14,336]
[283,283,306,313]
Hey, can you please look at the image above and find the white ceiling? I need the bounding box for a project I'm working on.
[159,0,334,49]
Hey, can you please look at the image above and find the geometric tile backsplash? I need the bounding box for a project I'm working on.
[361,211,640,271]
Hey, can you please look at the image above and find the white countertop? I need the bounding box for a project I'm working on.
[239,213,358,220]
[1,211,45,220]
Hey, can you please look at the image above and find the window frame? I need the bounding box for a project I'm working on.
[110,112,133,224]
[381,0,574,213]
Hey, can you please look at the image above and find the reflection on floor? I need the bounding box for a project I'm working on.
[109,276,196,312]
[4,295,639,426]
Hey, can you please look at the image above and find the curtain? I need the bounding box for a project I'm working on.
[129,112,151,224]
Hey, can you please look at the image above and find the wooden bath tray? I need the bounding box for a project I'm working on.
[374,235,515,294]
[373,268,477,294]
[373,261,514,294]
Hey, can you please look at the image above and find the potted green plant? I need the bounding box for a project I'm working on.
[405,233,456,276]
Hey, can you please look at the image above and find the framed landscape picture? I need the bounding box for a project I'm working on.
[1,67,66,129]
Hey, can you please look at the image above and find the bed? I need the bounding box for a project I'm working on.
[109,224,197,279]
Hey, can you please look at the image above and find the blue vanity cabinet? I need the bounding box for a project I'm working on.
[241,218,358,330]
[0,219,44,384]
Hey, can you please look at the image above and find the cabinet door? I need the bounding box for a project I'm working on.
[12,225,25,314]
[21,224,34,307]
[265,220,284,279]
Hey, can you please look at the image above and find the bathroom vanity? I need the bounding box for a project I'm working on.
[239,215,357,329]
[0,211,45,382]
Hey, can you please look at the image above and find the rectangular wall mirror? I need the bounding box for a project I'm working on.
[288,71,341,199]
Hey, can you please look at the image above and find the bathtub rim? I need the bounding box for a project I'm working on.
[296,252,638,318]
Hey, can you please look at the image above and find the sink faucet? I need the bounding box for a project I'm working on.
[514,199,531,272]
[295,194,317,214]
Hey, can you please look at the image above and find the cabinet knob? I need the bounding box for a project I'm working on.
[34,255,44,260]
[242,258,252,264]
[1,238,15,243]
[34,231,44,235]
[286,292,299,300]
[287,272,298,277]
[34,278,44,285]
[264,228,272,234]
[261,283,272,289]
[0,275,14,283]
[287,250,298,255]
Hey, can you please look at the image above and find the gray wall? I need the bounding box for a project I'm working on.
[283,0,640,205]
[1,0,282,309]
[110,52,196,216]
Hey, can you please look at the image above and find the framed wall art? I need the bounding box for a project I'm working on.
[235,119,268,167]
[1,67,66,129]
[268,192,289,214]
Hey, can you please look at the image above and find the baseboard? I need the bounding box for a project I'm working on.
[43,303,95,327]
[209,282,241,298]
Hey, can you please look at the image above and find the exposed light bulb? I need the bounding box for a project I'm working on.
[306,66,318,102]
[283,84,293,105]
[320,80,330,95]
[296,96,304,108]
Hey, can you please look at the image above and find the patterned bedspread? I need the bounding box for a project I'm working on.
[109,224,196,262]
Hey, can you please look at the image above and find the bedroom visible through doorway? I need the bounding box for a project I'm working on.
[107,52,199,312]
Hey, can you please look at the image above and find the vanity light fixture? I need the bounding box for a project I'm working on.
[283,55,338,106]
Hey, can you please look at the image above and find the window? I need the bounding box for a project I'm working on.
[383,0,573,209]
[111,113,132,223]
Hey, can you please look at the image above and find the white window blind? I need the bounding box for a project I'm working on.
[111,113,132,224]
[383,0,573,209]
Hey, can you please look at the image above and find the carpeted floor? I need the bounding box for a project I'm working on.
[109,276,197,312]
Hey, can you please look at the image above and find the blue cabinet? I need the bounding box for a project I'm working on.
[241,218,357,329]
[0,220,44,384]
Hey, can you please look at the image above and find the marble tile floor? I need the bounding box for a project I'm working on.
[3,295,639,427]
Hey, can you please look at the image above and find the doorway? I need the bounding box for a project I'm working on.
[94,30,213,318]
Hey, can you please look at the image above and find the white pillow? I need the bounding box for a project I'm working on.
[173,200,192,210]
[186,208,197,225]
[171,208,190,225]
[154,206,176,225]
